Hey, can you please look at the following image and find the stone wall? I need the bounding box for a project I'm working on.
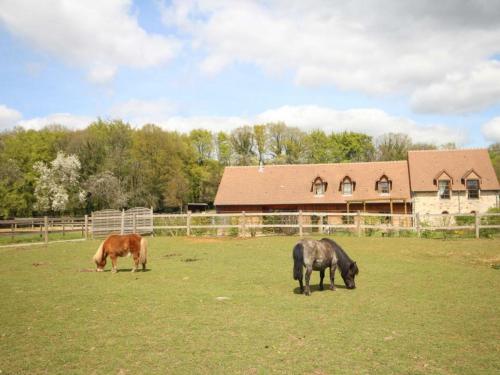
[413,190,499,215]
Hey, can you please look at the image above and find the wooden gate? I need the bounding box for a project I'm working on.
[91,207,153,237]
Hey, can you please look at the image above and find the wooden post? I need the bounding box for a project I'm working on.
[62,220,65,237]
[475,211,480,239]
[120,209,125,235]
[44,216,49,244]
[240,211,246,237]
[84,215,88,240]
[356,211,361,237]
[319,215,324,234]
[299,210,303,237]
[415,213,421,237]
[133,213,137,234]
[11,223,15,240]
[186,211,191,236]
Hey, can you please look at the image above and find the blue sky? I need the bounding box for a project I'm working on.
[1,0,500,146]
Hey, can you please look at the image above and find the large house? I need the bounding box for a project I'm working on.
[214,149,500,215]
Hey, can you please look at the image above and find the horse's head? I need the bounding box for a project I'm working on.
[95,256,106,271]
[341,261,359,289]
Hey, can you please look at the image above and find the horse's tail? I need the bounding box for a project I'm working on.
[293,242,304,280]
[139,237,147,266]
[93,240,105,265]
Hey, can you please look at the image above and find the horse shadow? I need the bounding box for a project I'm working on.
[293,284,347,294]
[101,268,152,273]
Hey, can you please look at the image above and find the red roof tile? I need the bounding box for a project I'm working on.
[408,149,499,191]
[214,161,411,206]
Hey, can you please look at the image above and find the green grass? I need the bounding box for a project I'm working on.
[0,236,499,374]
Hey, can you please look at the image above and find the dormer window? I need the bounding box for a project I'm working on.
[438,180,451,199]
[466,179,479,199]
[311,177,327,196]
[434,170,452,200]
[461,169,481,200]
[376,175,391,195]
[341,177,354,196]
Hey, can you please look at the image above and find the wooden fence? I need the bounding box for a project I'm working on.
[1,211,498,245]
[151,211,499,239]
[0,216,89,245]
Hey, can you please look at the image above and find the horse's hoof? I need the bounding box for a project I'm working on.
[111,270,117,274]
[131,269,136,273]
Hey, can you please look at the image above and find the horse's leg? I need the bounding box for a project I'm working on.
[319,269,325,291]
[132,253,139,272]
[298,269,304,293]
[304,266,313,296]
[110,255,118,273]
[329,264,337,291]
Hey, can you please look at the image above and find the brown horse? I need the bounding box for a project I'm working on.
[93,234,147,273]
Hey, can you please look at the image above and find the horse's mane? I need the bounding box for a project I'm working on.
[320,238,357,274]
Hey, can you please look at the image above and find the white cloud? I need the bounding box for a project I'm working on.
[18,113,94,130]
[159,115,248,133]
[411,61,500,113]
[163,0,500,113]
[0,0,180,83]
[109,98,177,126]
[482,117,500,143]
[256,105,468,145]
[0,104,22,129]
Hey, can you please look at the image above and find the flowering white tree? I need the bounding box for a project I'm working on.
[34,152,84,213]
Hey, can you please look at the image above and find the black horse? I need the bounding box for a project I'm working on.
[292,238,359,296]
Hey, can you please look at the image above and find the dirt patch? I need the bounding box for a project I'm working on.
[163,253,181,258]
[32,262,48,267]
[182,257,202,262]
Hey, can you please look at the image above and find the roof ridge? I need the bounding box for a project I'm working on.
[408,148,487,153]
[225,160,408,168]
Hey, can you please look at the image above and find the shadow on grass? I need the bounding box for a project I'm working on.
[101,268,152,273]
[292,283,347,294]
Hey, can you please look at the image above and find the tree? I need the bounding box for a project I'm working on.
[231,126,256,165]
[376,133,412,161]
[215,131,232,166]
[409,143,437,150]
[253,125,267,164]
[83,171,128,211]
[33,152,83,213]
[489,143,500,183]
[283,127,306,164]
[305,130,336,163]
[190,129,214,165]
[333,132,375,162]
[267,122,287,161]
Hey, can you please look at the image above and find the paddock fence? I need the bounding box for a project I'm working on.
[1,211,499,246]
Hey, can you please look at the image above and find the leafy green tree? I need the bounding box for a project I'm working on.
[267,122,287,161]
[253,125,267,164]
[333,132,375,162]
[231,126,256,165]
[190,129,214,165]
[489,143,500,183]
[376,133,412,161]
[216,131,232,166]
[305,130,336,163]
[409,143,437,150]
[283,127,306,164]
[83,171,128,211]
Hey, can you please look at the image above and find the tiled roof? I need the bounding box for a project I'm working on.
[408,149,500,192]
[214,161,411,206]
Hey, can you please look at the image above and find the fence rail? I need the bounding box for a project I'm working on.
[1,211,499,245]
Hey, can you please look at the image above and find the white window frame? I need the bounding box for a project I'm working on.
[438,179,451,199]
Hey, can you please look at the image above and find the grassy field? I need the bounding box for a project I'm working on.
[0,236,499,374]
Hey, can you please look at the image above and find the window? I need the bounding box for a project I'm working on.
[438,180,450,199]
[379,179,389,194]
[314,181,325,195]
[312,177,327,196]
[342,180,352,195]
[466,179,479,199]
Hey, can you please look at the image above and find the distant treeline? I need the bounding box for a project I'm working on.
[0,119,498,217]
